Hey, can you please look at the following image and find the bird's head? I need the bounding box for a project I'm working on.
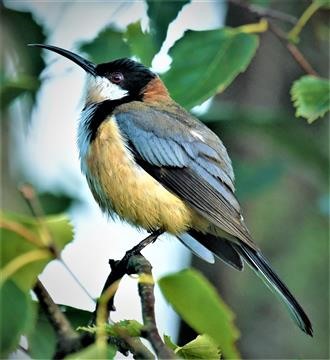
[29,44,170,105]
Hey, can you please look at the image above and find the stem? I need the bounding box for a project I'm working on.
[288,1,322,42]
[127,255,176,359]
[228,0,319,77]
[19,184,95,303]
[269,22,319,76]
[92,230,163,322]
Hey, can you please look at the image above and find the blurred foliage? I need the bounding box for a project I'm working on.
[1,0,329,359]
[66,344,116,360]
[0,3,46,113]
[28,305,92,359]
[0,211,73,291]
[159,269,240,359]
[38,191,76,215]
[0,279,35,357]
[0,211,73,358]
[291,75,330,123]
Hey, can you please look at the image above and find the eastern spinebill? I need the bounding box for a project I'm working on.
[29,44,312,336]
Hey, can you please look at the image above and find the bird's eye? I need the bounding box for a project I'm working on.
[110,72,124,84]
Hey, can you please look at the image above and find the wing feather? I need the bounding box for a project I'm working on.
[114,102,256,249]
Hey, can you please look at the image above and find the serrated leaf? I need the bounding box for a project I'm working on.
[66,343,116,359]
[147,0,190,52]
[0,280,35,358]
[79,27,130,63]
[291,75,330,123]
[45,215,74,252]
[113,320,143,337]
[162,28,258,109]
[164,334,221,359]
[124,21,157,67]
[180,335,221,359]
[158,269,240,359]
[0,211,73,291]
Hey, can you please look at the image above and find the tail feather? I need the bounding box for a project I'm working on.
[188,230,243,270]
[233,243,313,336]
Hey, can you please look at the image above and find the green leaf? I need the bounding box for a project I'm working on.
[291,75,330,123]
[163,335,178,351]
[0,212,73,291]
[164,334,221,359]
[28,306,56,359]
[158,269,240,359]
[79,319,143,338]
[45,214,74,251]
[124,21,157,67]
[180,335,221,359]
[162,28,259,109]
[61,305,93,329]
[0,75,40,111]
[147,0,190,52]
[79,27,130,63]
[38,192,76,215]
[0,5,46,112]
[28,305,92,359]
[66,344,117,359]
[0,280,35,358]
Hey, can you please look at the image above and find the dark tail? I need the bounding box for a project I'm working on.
[233,243,313,336]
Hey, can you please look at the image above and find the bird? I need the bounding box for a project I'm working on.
[29,44,312,336]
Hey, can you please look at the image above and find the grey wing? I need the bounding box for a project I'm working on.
[114,102,256,249]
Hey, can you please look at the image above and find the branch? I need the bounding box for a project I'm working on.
[268,22,319,76]
[228,0,319,77]
[33,279,82,358]
[128,255,176,359]
[93,230,176,359]
[92,229,163,321]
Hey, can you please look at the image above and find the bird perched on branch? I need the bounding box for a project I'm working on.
[30,44,312,336]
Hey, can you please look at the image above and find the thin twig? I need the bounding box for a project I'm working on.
[269,22,319,76]
[127,255,176,359]
[229,0,297,24]
[228,0,319,77]
[19,184,95,303]
[92,229,163,322]
[287,1,322,42]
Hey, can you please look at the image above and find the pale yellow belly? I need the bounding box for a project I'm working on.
[83,117,201,234]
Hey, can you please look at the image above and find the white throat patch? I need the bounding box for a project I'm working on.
[85,75,128,104]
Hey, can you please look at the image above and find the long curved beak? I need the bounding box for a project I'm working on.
[28,44,97,76]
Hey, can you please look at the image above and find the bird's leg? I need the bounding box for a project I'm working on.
[125,228,164,257]
[91,229,164,324]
